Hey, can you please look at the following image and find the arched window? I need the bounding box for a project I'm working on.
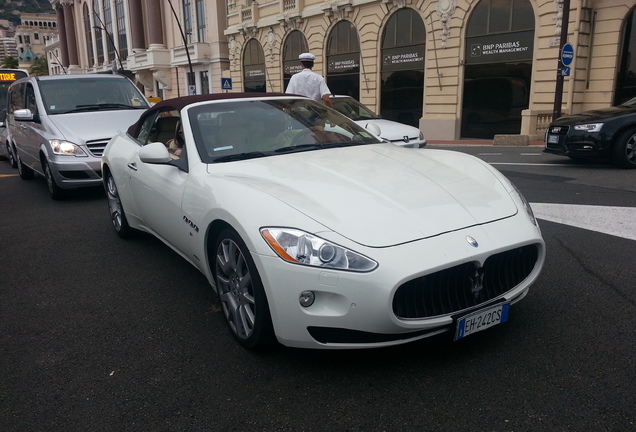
[462,0,535,139]
[282,30,308,90]
[380,8,425,127]
[83,4,94,66]
[243,39,266,92]
[93,0,104,64]
[326,21,360,99]
[614,7,636,104]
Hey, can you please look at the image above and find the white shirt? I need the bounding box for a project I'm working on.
[285,68,331,102]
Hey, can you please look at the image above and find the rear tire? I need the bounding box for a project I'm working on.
[7,143,17,168]
[612,128,636,169]
[213,228,274,349]
[16,152,34,180]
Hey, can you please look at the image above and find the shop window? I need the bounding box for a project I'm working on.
[243,39,266,92]
[462,0,534,139]
[326,21,360,99]
[614,7,636,104]
[282,31,308,90]
[380,8,425,127]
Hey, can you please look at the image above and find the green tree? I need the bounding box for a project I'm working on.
[29,56,49,76]
[1,56,19,69]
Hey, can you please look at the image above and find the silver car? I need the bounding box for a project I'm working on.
[7,74,149,199]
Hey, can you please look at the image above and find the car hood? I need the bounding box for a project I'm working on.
[552,105,636,125]
[354,118,421,140]
[213,145,517,247]
[49,110,143,144]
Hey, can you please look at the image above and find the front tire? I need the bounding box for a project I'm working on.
[43,159,65,200]
[213,228,274,349]
[612,128,636,169]
[105,173,134,238]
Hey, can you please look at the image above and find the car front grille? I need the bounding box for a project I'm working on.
[85,138,111,157]
[392,244,540,319]
[545,125,569,151]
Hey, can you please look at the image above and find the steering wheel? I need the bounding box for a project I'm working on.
[289,129,317,147]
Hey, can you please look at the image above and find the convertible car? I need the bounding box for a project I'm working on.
[102,93,545,350]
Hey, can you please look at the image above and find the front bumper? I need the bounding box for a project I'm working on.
[49,155,103,189]
[544,127,611,158]
[253,213,545,349]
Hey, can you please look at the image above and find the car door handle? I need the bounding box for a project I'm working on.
[127,162,138,171]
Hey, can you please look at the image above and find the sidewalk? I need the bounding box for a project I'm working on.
[427,139,545,146]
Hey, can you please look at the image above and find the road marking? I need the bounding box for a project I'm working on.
[531,203,636,241]
[0,174,18,178]
[520,153,542,156]
[478,152,503,156]
[490,163,582,167]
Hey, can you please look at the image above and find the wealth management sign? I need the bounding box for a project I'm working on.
[465,30,534,65]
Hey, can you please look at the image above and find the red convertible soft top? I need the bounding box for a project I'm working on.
[127,92,293,137]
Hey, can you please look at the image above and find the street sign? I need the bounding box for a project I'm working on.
[188,84,196,95]
[561,67,570,77]
[221,78,233,90]
[561,43,574,66]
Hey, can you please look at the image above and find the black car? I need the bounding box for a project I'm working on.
[544,98,636,168]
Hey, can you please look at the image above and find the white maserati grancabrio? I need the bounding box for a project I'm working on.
[102,93,545,350]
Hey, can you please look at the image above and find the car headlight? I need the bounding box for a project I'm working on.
[510,183,537,226]
[261,228,378,272]
[573,123,603,132]
[50,140,88,157]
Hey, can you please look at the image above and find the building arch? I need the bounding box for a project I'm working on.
[243,38,266,92]
[380,7,426,128]
[462,0,535,139]
[614,6,636,105]
[326,20,360,99]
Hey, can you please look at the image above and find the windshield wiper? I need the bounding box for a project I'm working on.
[61,103,143,114]
[274,144,323,153]
[212,151,269,162]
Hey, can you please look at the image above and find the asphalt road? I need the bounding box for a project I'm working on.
[1,146,635,432]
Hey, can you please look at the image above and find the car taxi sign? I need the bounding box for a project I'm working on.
[561,43,574,66]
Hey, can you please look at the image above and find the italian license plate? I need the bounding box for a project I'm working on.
[454,302,510,340]
[547,134,559,144]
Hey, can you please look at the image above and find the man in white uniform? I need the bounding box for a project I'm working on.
[285,52,333,108]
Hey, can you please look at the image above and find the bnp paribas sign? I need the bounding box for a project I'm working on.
[465,30,534,65]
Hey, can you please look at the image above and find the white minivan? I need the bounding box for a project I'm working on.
[7,74,149,199]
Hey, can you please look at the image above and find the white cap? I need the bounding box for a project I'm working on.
[299,52,316,61]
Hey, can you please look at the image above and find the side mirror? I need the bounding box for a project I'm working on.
[139,142,172,164]
[14,109,34,122]
[364,122,382,137]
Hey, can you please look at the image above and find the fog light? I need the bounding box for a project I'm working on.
[299,290,315,307]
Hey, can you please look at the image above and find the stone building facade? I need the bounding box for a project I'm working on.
[47,0,636,141]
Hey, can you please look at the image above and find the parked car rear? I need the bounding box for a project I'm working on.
[7,74,150,199]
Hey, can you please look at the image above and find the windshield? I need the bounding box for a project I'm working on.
[331,97,380,121]
[619,97,636,108]
[188,98,382,163]
[39,78,149,114]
